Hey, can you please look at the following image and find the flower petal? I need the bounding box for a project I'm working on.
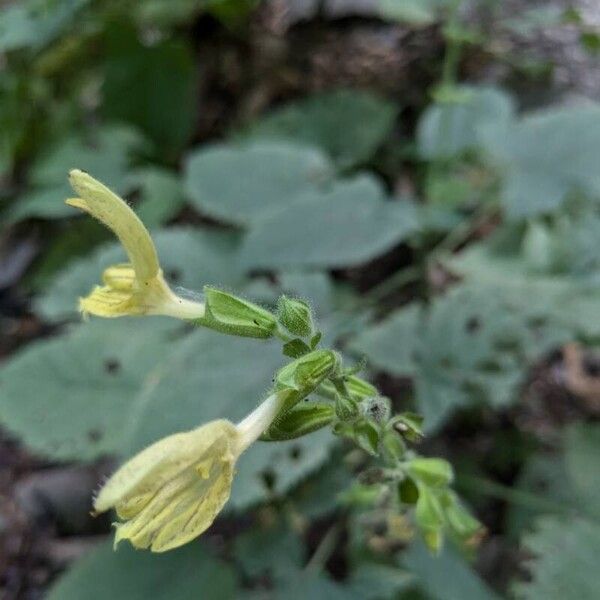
[109,435,237,552]
[79,285,141,318]
[67,169,159,281]
[102,263,136,291]
[94,420,239,514]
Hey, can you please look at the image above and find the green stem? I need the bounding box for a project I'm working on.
[274,323,294,343]
[304,522,341,573]
[428,0,463,183]
[441,0,464,90]
[428,202,497,264]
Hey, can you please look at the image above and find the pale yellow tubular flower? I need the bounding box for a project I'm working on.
[66,169,204,320]
[94,393,282,553]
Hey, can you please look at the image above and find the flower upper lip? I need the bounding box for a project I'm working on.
[67,169,159,281]
[66,169,205,320]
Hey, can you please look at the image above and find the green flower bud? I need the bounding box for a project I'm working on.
[319,375,377,402]
[277,295,314,338]
[407,457,454,488]
[391,412,424,442]
[346,375,378,399]
[199,287,277,338]
[275,349,339,412]
[414,484,445,554]
[441,491,481,541]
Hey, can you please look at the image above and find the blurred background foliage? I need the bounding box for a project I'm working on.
[1,0,600,598]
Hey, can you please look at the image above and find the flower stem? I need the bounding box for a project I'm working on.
[236,393,284,454]
[161,296,206,320]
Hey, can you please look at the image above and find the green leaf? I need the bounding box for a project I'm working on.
[414,285,570,429]
[127,330,335,509]
[133,167,186,227]
[0,0,90,53]
[481,104,600,217]
[26,220,111,292]
[241,176,419,269]
[502,6,567,35]
[233,520,303,578]
[564,423,600,520]
[552,209,600,279]
[292,456,354,519]
[47,539,236,600]
[379,0,453,25]
[134,0,204,27]
[449,226,600,338]
[352,419,380,456]
[234,428,334,510]
[414,485,445,548]
[246,89,397,169]
[508,424,600,536]
[399,477,419,504]
[271,572,353,600]
[515,516,600,600]
[349,304,420,375]
[0,73,30,177]
[126,330,282,448]
[353,285,572,431]
[507,453,574,538]
[184,141,333,226]
[282,338,312,358]
[417,86,515,159]
[102,22,197,156]
[348,563,415,599]
[36,228,243,320]
[34,127,143,190]
[0,319,176,461]
[205,0,259,27]
[8,125,144,222]
[403,540,500,600]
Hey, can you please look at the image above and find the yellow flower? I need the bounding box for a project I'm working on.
[94,394,281,552]
[66,169,204,320]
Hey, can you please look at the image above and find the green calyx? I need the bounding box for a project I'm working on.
[197,286,278,338]
[275,349,339,412]
[260,402,335,441]
[260,350,339,441]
